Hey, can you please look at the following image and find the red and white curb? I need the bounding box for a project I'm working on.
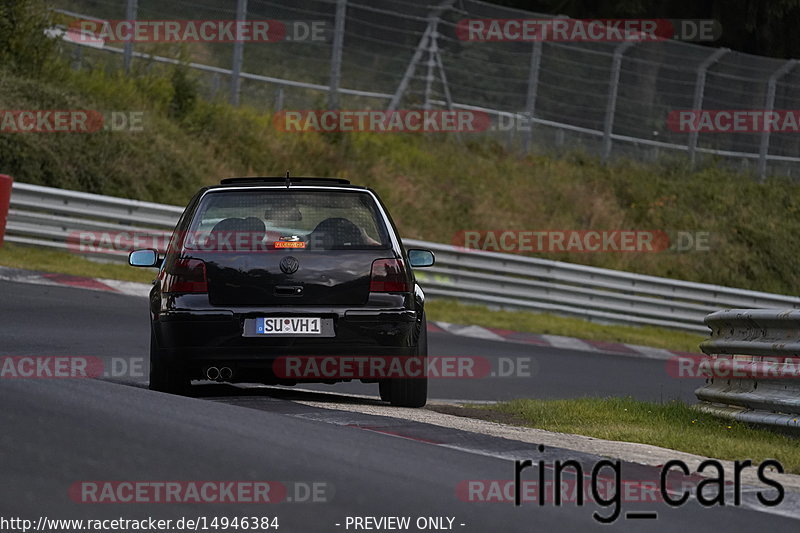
[429,321,699,360]
[0,266,151,298]
[0,266,700,359]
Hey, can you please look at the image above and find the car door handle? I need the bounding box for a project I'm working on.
[274,285,303,296]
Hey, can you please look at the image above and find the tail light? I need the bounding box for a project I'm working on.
[162,258,208,293]
[370,258,410,292]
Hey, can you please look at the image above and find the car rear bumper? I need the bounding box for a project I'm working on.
[154,308,420,381]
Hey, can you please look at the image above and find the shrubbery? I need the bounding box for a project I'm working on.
[0,0,60,77]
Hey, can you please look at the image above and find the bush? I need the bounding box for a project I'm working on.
[0,0,59,77]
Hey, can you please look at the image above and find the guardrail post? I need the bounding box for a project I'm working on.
[0,175,13,249]
[688,48,728,168]
[328,0,347,110]
[758,59,797,182]
[230,0,248,106]
[602,42,634,162]
[123,0,138,73]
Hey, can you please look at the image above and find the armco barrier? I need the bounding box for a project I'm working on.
[5,182,182,262]
[0,175,12,248]
[6,182,800,333]
[695,309,800,430]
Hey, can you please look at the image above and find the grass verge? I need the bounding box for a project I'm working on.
[0,243,153,283]
[431,397,800,474]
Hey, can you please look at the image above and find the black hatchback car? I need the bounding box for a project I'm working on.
[129,177,434,407]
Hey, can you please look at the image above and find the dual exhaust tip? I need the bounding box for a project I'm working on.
[205,366,233,381]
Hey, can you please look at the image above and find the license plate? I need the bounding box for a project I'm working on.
[257,317,322,335]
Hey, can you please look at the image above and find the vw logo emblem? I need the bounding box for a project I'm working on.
[280,256,299,274]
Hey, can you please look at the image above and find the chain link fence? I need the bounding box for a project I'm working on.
[51,0,800,179]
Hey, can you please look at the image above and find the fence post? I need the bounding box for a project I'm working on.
[422,18,443,110]
[522,41,543,153]
[688,48,728,168]
[123,0,138,73]
[434,45,454,111]
[71,45,83,71]
[0,175,13,249]
[230,0,248,106]
[758,59,797,181]
[387,25,430,113]
[602,42,634,162]
[387,0,454,113]
[328,0,347,110]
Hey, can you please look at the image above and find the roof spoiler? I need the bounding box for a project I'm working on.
[219,176,351,186]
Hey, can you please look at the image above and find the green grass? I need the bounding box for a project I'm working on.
[467,397,800,473]
[0,243,154,283]
[425,300,705,353]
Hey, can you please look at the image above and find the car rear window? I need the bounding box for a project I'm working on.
[186,189,392,251]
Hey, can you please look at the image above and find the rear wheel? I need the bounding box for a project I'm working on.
[149,330,190,395]
[385,312,428,408]
[378,380,391,402]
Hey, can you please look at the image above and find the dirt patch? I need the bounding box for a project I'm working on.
[426,404,529,427]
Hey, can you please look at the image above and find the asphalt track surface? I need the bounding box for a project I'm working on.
[0,281,701,402]
[1,279,798,532]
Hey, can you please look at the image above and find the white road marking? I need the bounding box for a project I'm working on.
[625,345,677,360]
[101,278,151,297]
[436,322,506,341]
[540,334,596,352]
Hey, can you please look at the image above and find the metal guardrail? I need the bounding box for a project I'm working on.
[695,309,800,430]
[7,182,800,333]
[5,182,181,262]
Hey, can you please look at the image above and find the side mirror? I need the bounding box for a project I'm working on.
[129,249,160,268]
[407,249,435,268]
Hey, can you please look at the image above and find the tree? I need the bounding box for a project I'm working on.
[483,0,800,58]
[0,0,58,76]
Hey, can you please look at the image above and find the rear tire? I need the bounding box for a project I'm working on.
[149,330,190,395]
[378,380,391,402]
[386,312,428,408]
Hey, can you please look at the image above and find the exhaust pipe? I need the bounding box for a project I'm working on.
[219,367,233,380]
[206,366,220,381]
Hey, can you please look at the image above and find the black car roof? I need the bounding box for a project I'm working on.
[211,176,365,189]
